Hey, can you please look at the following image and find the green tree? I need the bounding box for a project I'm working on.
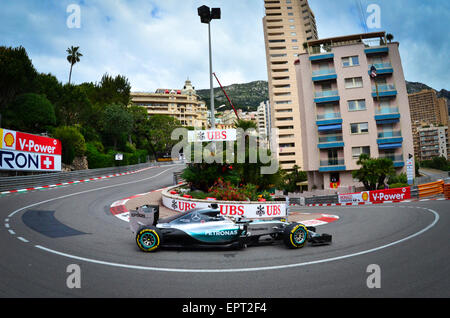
[182,120,282,193]
[352,154,396,190]
[0,46,38,115]
[55,84,92,126]
[145,114,183,158]
[52,126,86,165]
[278,165,307,194]
[5,93,56,133]
[97,73,131,106]
[35,73,63,105]
[100,103,133,149]
[66,46,83,85]
[386,33,394,43]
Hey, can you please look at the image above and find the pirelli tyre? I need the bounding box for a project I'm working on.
[136,226,162,252]
[283,223,308,249]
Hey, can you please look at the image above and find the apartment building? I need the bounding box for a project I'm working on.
[130,79,208,129]
[408,89,449,159]
[417,125,449,160]
[257,100,272,145]
[263,0,318,170]
[294,32,414,190]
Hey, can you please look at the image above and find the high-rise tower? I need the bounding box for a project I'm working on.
[263,0,318,170]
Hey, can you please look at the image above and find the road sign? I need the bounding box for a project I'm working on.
[406,158,414,185]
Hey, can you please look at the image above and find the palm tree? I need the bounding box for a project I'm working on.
[386,33,394,43]
[66,46,83,85]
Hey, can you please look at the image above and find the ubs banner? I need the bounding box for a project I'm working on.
[162,195,287,219]
[0,128,62,172]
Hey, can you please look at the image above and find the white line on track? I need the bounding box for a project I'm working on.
[7,165,183,218]
[34,207,440,273]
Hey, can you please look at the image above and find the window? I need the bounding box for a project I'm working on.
[321,82,332,91]
[279,143,295,148]
[288,19,294,22]
[352,146,370,159]
[348,99,366,111]
[292,39,298,42]
[345,77,363,89]
[351,122,369,134]
[275,100,292,104]
[289,25,295,29]
[342,56,359,67]
[291,32,297,36]
[288,12,293,16]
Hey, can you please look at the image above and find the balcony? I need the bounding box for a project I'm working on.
[379,154,404,168]
[318,134,344,149]
[319,158,346,172]
[372,84,397,98]
[374,106,400,124]
[364,46,389,55]
[314,90,340,103]
[377,130,403,149]
[316,112,342,131]
[309,52,334,62]
[312,68,337,82]
[368,62,393,75]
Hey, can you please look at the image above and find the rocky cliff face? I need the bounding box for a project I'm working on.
[198,80,448,113]
[196,80,269,111]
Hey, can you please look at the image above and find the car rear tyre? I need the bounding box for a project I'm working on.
[283,223,308,249]
[136,226,162,252]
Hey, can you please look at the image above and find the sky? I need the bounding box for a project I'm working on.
[0,0,448,92]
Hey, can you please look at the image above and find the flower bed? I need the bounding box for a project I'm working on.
[162,184,287,219]
[171,177,274,202]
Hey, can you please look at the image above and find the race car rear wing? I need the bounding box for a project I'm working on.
[129,205,159,235]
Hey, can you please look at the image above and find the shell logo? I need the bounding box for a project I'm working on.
[361,191,369,201]
[4,132,15,147]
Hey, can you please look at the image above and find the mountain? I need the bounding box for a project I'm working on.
[196,80,268,111]
[197,80,449,113]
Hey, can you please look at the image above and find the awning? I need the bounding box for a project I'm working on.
[378,143,402,149]
[318,124,342,131]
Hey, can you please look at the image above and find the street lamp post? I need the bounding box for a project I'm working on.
[198,5,221,130]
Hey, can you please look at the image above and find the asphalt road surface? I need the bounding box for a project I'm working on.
[1,164,449,298]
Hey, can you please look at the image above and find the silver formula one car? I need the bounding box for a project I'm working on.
[130,204,332,252]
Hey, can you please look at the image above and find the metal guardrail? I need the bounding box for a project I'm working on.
[304,195,339,205]
[0,161,176,192]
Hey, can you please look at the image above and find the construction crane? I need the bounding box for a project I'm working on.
[212,72,240,120]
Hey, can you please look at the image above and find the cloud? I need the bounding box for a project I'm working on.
[309,0,449,90]
[0,0,268,92]
[0,0,447,92]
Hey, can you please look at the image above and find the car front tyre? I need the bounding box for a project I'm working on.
[283,223,308,249]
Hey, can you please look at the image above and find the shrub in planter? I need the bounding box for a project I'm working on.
[208,178,247,201]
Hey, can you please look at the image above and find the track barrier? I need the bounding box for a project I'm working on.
[417,180,444,198]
